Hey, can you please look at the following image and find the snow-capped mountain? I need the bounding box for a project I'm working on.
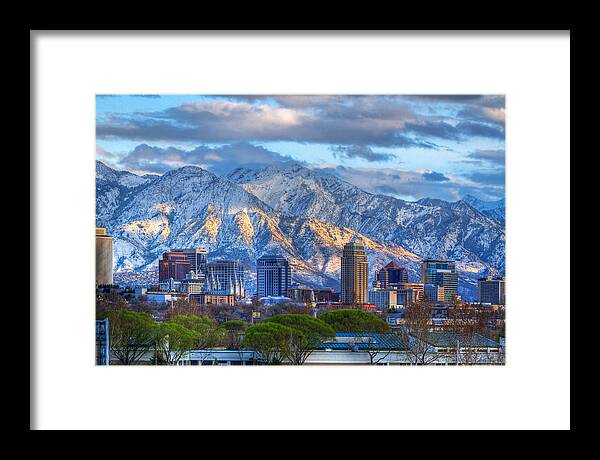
[228,163,505,273]
[97,161,505,300]
[96,160,159,223]
[97,162,421,291]
[462,194,505,225]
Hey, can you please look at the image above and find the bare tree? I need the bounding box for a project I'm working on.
[220,320,250,365]
[398,302,439,365]
[96,292,127,318]
[444,305,494,365]
[363,335,391,365]
[167,297,202,318]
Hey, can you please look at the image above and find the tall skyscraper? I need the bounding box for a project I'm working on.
[340,242,368,304]
[95,228,113,286]
[421,259,458,303]
[477,276,506,305]
[374,261,408,289]
[206,260,246,299]
[257,255,291,298]
[171,248,208,275]
[159,252,191,281]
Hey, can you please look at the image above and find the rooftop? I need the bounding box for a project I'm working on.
[383,261,402,269]
[425,332,499,348]
[320,332,407,351]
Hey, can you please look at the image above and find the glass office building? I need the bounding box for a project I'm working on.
[477,276,506,305]
[158,252,191,281]
[421,259,458,303]
[257,255,291,298]
[374,261,408,289]
[171,248,208,275]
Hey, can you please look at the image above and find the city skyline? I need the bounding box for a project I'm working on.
[96,95,505,202]
[95,94,507,368]
[129,244,472,306]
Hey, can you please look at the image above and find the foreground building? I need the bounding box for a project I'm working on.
[257,255,291,298]
[183,332,501,365]
[106,330,503,366]
[95,228,114,286]
[340,242,368,304]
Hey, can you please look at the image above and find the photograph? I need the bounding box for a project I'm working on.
[95,94,506,366]
[32,30,569,430]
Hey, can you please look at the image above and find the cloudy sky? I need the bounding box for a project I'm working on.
[96,95,505,202]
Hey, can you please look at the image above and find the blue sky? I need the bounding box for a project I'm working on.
[96,95,505,202]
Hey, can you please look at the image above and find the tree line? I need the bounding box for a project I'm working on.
[98,308,393,365]
[99,304,504,366]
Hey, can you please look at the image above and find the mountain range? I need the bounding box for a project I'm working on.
[96,160,505,300]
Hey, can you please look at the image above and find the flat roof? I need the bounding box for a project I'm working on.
[320,332,407,351]
[425,332,499,348]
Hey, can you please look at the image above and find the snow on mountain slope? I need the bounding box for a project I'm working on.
[228,163,506,273]
[96,161,158,223]
[462,194,505,225]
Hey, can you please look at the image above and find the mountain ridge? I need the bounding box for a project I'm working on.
[462,194,505,224]
[227,162,505,272]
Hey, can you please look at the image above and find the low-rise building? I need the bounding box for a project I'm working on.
[159,278,180,292]
[146,292,177,303]
[178,350,259,366]
[396,288,416,307]
[107,330,503,366]
[288,285,316,306]
[313,288,339,303]
[95,319,109,365]
[368,289,398,310]
[399,282,424,301]
[179,271,205,295]
[197,293,235,305]
[421,332,503,364]
[259,296,293,305]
